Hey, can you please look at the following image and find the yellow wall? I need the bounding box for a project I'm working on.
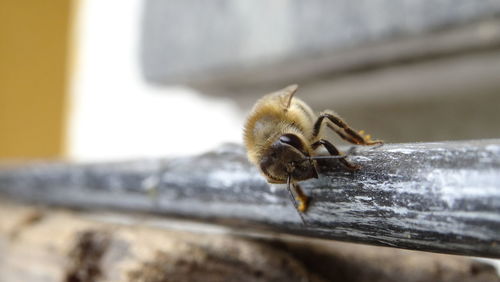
[0,1,73,158]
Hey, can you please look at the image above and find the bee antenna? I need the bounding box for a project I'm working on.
[306,155,346,160]
[304,146,358,161]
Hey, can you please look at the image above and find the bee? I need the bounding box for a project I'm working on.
[243,84,382,220]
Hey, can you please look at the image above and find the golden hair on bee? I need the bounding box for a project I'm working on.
[243,84,382,220]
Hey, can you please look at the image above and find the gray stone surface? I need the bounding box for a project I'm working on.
[1,140,500,258]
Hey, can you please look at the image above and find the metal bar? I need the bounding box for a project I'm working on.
[0,139,499,258]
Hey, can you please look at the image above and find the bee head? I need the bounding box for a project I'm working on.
[259,133,318,183]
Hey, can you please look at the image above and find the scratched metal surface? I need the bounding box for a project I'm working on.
[0,140,499,258]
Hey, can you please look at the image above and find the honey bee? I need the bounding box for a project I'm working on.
[243,85,382,220]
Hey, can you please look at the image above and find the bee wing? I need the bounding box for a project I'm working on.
[276,84,299,110]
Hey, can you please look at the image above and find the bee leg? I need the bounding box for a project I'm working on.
[312,111,383,146]
[326,124,365,144]
[286,176,307,223]
[292,183,310,212]
[312,139,360,170]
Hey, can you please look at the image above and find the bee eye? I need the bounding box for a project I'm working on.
[279,134,303,150]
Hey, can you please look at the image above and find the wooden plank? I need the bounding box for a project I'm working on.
[0,139,499,258]
[141,1,500,90]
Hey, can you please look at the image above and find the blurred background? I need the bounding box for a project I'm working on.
[1,0,500,161]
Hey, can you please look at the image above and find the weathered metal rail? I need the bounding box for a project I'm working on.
[0,140,499,258]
